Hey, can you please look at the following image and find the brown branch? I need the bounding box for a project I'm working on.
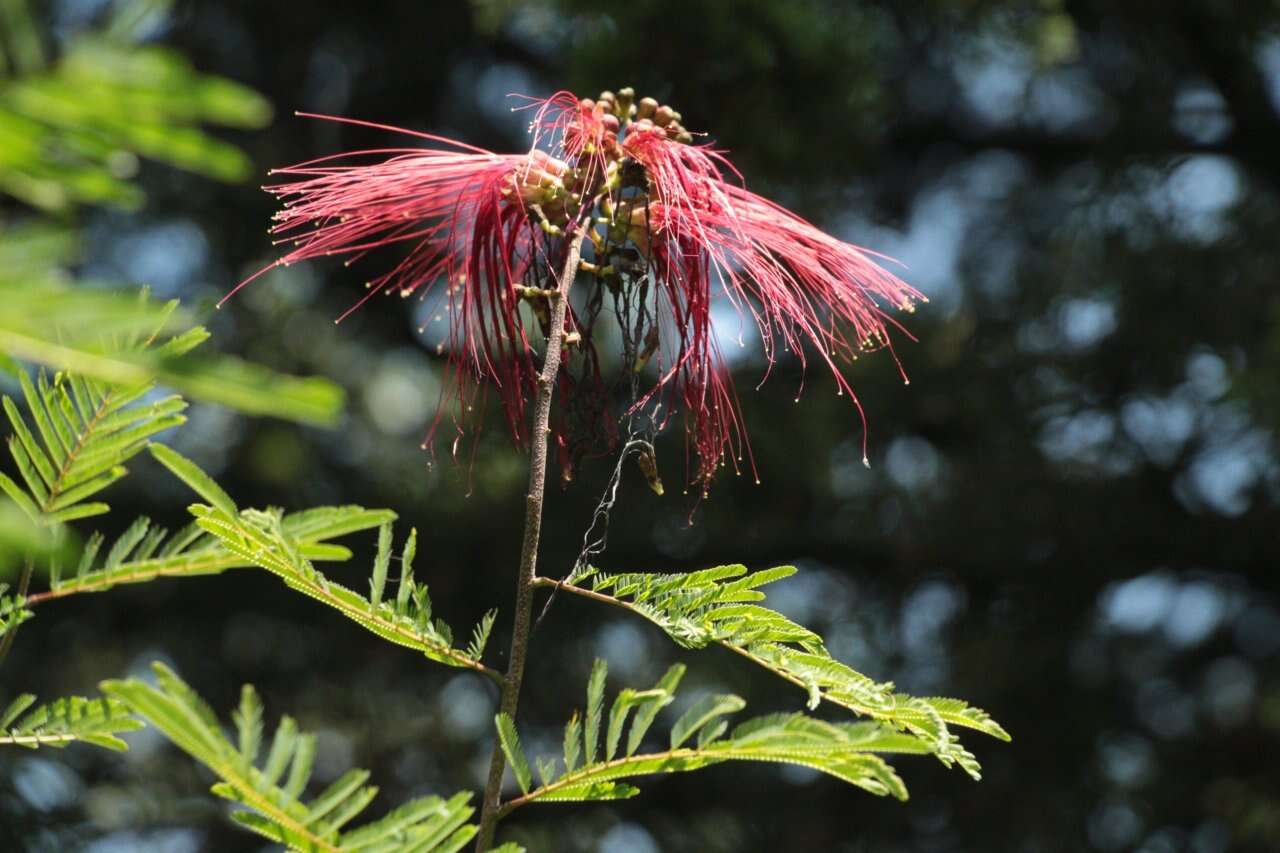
[475,228,585,851]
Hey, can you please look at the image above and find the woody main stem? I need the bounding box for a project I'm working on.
[476,229,585,850]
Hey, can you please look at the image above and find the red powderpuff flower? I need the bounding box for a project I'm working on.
[619,122,924,484]
[228,111,581,451]
[235,91,922,489]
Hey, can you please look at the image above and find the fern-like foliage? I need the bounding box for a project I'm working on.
[35,505,393,602]
[538,565,1009,779]
[0,289,343,427]
[102,663,498,852]
[0,0,272,213]
[0,352,188,526]
[0,288,337,527]
[150,445,501,681]
[0,692,142,750]
[1,582,33,638]
[493,658,946,818]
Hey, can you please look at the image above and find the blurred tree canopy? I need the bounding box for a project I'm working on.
[2,1,1279,851]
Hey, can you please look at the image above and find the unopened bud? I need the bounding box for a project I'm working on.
[654,105,675,127]
[616,87,635,117]
[636,445,664,496]
[579,98,595,112]
[636,97,658,120]
[631,118,655,133]
[675,130,694,144]
[601,113,620,135]
[598,90,616,105]
[634,326,660,372]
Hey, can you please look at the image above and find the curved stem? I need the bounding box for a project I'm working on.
[475,230,585,851]
[24,554,247,604]
[495,746,706,819]
[529,576,884,720]
[0,733,81,747]
[21,552,504,684]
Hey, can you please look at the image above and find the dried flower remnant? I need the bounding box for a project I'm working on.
[236,89,923,489]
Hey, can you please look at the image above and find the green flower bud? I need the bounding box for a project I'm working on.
[616,87,635,117]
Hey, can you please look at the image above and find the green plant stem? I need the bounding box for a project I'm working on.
[22,555,248,604]
[0,733,80,747]
[475,230,585,851]
[24,553,504,683]
[494,747,706,819]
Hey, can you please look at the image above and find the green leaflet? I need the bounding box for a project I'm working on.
[606,687,666,762]
[562,712,582,774]
[233,685,264,765]
[0,692,142,750]
[0,583,33,642]
[369,521,392,609]
[536,755,559,787]
[670,694,746,749]
[466,609,497,662]
[495,713,533,795]
[149,443,236,517]
[583,658,608,766]
[921,696,1013,742]
[530,781,640,803]
[102,663,481,852]
[627,664,684,757]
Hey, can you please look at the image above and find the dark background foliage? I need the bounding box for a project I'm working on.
[4,1,1280,850]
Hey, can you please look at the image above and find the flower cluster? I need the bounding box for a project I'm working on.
[236,88,923,489]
